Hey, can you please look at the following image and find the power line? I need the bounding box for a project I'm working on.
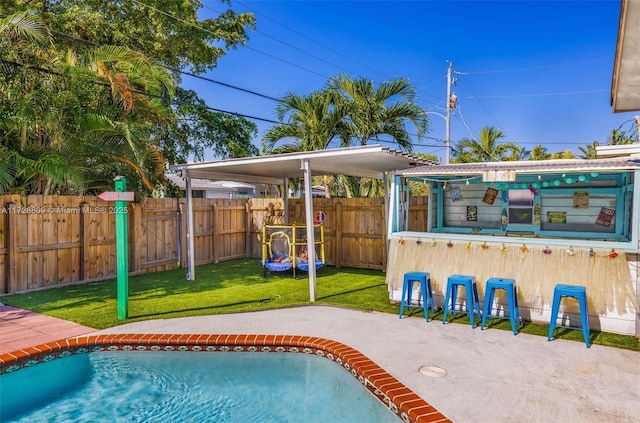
[202,2,367,77]
[165,66,281,102]
[465,59,610,75]
[1,59,281,124]
[130,0,329,80]
[39,21,284,103]
[233,0,391,79]
[466,89,609,99]
[458,79,502,128]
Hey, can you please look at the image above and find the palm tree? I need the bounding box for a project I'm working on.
[530,145,550,161]
[504,145,531,161]
[325,74,429,197]
[1,12,176,194]
[549,150,576,159]
[326,74,428,150]
[262,91,347,197]
[606,128,636,145]
[262,91,346,154]
[452,126,518,163]
[577,141,599,159]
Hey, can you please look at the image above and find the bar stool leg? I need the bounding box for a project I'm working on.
[514,286,522,331]
[506,286,517,335]
[399,281,406,318]
[548,294,560,341]
[466,284,477,328]
[421,280,429,322]
[579,294,591,348]
[472,282,481,324]
[442,282,452,324]
[399,279,413,319]
[426,278,435,316]
[481,288,495,330]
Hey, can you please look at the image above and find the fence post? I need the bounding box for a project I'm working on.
[131,202,142,274]
[79,201,89,281]
[176,200,182,268]
[4,202,17,294]
[335,202,342,268]
[381,198,387,269]
[245,202,251,258]
[212,202,218,264]
[178,201,187,268]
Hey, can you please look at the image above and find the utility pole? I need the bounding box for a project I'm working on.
[446,62,452,164]
[445,62,458,164]
[635,115,640,140]
[444,62,465,163]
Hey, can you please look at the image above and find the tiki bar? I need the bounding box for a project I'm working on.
[386,146,640,336]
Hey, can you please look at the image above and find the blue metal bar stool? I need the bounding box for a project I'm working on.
[548,284,591,348]
[442,274,481,328]
[481,277,522,335]
[399,272,434,322]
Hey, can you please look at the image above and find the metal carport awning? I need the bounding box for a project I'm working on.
[169,145,430,301]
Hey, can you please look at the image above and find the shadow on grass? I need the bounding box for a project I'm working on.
[130,297,280,319]
[317,283,387,300]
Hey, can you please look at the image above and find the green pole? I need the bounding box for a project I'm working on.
[114,177,129,320]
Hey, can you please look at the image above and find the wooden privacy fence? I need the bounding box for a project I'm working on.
[0,195,428,294]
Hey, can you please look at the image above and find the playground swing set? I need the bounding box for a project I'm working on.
[261,224,325,278]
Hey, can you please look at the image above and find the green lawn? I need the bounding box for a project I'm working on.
[2,258,638,351]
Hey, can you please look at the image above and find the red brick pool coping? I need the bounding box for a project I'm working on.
[0,333,451,423]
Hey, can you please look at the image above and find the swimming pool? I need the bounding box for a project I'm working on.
[0,334,449,423]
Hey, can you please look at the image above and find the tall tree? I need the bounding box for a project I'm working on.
[1,2,259,194]
[165,88,257,164]
[262,91,346,154]
[549,150,576,159]
[1,13,176,194]
[262,91,348,197]
[326,74,428,150]
[6,0,256,75]
[577,141,599,159]
[503,145,531,161]
[530,145,550,161]
[452,126,518,163]
[606,128,636,145]
[325,74,429,197]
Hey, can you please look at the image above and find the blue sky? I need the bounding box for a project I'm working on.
[183,0,639,163]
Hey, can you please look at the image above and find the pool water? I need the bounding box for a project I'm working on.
[1,351,400,422]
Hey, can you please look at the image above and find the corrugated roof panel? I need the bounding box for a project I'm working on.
[397,157,640,177]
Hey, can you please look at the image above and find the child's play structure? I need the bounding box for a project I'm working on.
[261,224,325,277]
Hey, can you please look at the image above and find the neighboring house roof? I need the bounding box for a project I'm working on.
[396,157,640,178]
[596,143,640,158]
[166,174,255,191]
[611,0,640,112]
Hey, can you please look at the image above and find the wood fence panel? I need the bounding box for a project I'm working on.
[57,196,81,285]
[408,196,429,232]
[88,197,117,280]
[0,194,429,294]
[215,200,246,261]
[336,198,386,270]
[27,196,44,290]
[0,198,6,293]
[42,197,57,287]
[138,198,179,273]
[247,198,285,259]
[13,196,30,291]
[286,197,388,270]
[192,198,212,265]
[311,198,336,266]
